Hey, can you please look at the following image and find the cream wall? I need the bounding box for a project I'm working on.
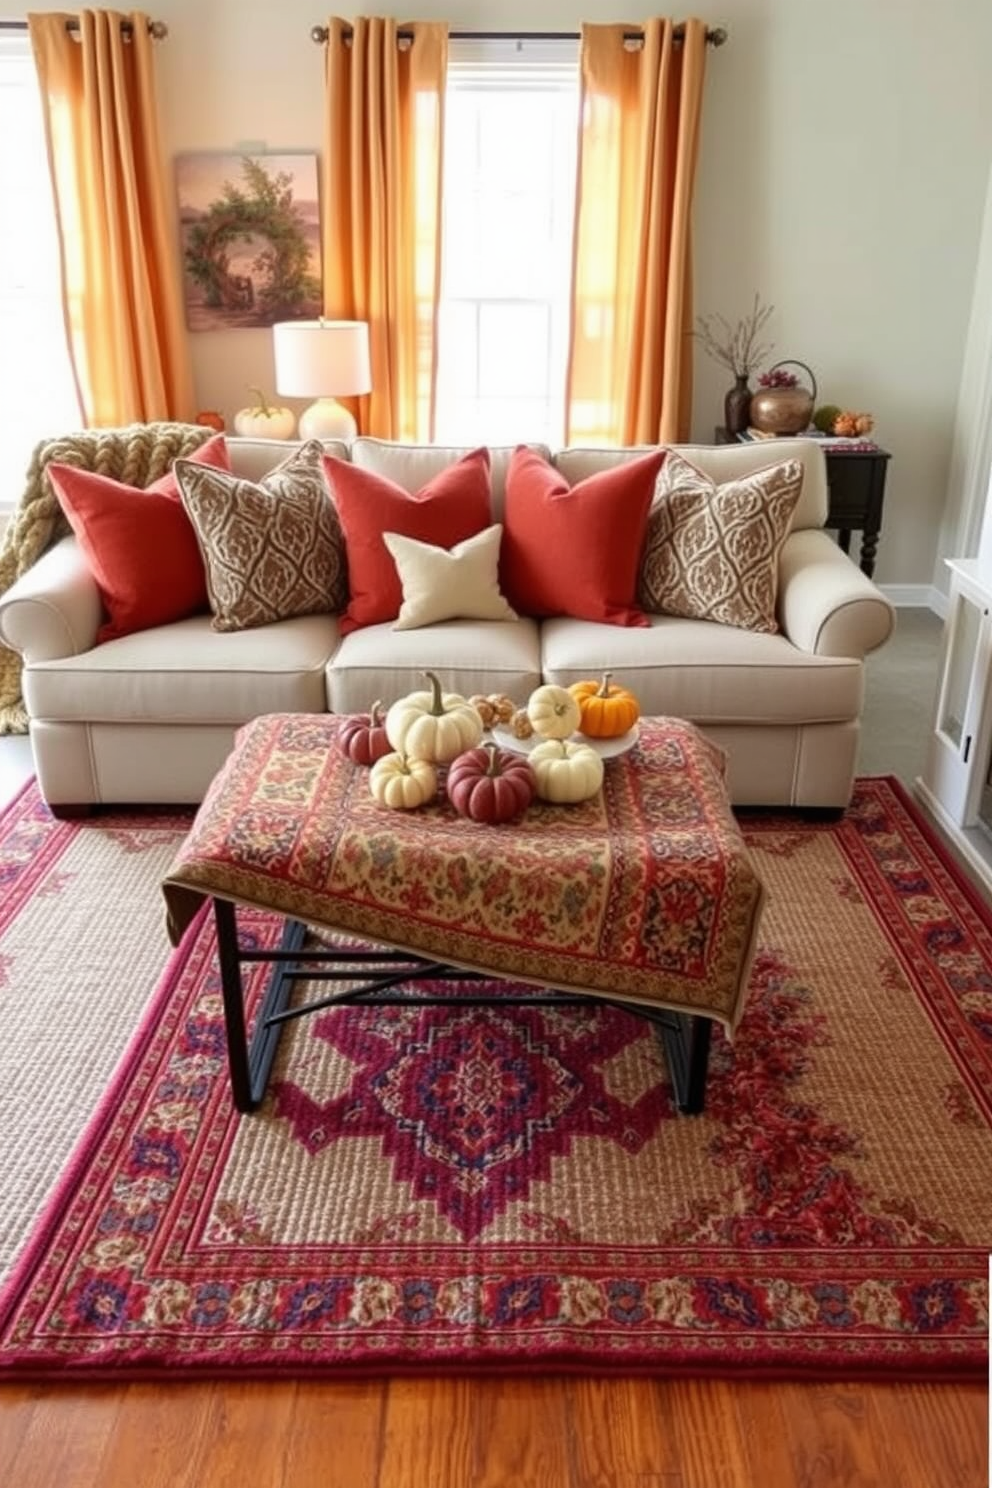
[5,0,991,589]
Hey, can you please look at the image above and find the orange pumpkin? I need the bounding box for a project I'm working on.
[569,672,639,739]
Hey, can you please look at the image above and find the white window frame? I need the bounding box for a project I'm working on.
[434,37,579,448]
[0,33,80,516]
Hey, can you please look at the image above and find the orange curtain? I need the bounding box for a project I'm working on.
[321,16,447,440]
[28,10,194,426]
[566,18,707,446]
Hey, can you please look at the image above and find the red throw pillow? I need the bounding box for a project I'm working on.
[325,448,493,633]
[501,446,667,626]
[48,433,230,643]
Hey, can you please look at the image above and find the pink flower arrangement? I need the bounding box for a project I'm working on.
[758,368,798,389]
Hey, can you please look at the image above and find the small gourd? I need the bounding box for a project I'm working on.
[233,386,296,440]
[470,694,498,728]
[369,751,437,810]
[529,738,604,804]
[446,742,536,824]
[386,671,484,764]
[569,672,640,739]
[526,684,581,741]
[337,701,391,767]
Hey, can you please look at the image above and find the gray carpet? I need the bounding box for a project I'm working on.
[858,607,942,786]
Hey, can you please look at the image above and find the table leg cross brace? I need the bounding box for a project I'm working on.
[213,899,712,1116]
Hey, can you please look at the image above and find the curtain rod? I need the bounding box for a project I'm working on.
[0,18,167,38]
[310,24,728,47]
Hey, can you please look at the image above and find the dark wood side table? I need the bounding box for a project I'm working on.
[713,428,891,579]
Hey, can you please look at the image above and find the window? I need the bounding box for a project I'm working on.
[434,39,579,448]
[0,35,80,510]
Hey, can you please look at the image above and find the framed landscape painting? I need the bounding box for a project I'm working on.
[176,152,322,330]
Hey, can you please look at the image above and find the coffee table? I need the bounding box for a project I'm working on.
[162,713,765,1116]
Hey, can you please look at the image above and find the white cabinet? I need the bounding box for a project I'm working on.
[918,559,992,892]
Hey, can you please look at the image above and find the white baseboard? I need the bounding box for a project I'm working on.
[876,583,948,617]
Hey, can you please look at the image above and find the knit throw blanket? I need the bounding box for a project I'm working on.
[0,422,210,733]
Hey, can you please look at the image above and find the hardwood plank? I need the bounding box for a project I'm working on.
[170,1381,298,1488]
[666,1378,753,1487]
[2,1385,123,1488]
[866,1383,988,1488]
[772,1382,887,1487]
[0,1373,987,1486]
[566,1377,684,1485]
[378,1376,477,1488]
[86,1382,216,1488]
[733,1381,805,1486]
[284,1379,386,1485]
[466,1377,572,1488]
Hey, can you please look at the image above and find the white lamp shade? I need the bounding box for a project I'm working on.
[272,319,372,399]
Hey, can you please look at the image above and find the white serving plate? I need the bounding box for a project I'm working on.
[491,723,640,760]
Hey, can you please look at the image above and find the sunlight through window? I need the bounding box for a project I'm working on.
[0,35,80,512]
[435,39,579,447]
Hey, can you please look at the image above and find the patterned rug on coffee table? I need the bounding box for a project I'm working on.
[0,777,989,1381]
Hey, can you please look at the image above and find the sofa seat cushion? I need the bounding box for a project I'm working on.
[328,617,542,714]
[540,616,864,726]
[23,614,338,725]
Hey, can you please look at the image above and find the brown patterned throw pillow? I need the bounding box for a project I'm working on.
[637,451,803,633]
[175,441,347,631]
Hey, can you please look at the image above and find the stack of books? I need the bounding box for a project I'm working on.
[741,427,879,452]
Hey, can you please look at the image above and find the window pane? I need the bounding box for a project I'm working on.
[0,38,80,508]
[434,47,578,449]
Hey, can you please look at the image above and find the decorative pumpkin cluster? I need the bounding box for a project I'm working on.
[831,410,874,437]
[335,671,641,823]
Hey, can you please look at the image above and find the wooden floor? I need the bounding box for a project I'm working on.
[0,1375,987,1486]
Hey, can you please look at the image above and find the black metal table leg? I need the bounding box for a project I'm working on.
[213,899,306,1113]
[659,1012,712,1115]
[211,898,717,1116]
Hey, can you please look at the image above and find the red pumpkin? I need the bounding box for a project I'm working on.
[446,742,535,824]
[337,701,391,767]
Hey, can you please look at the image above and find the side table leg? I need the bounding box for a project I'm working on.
[859,526,879,578]
[213,899,305,1113]
[659,1013,713,1115]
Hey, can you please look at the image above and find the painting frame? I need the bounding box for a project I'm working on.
[175,152,322,331]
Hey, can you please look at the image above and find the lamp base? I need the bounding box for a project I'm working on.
[298,397,357,441]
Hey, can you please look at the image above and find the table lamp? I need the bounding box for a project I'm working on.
[272,319,372,440]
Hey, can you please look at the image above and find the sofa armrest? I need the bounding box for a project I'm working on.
[0,536,102,661]
[777,529,895,659]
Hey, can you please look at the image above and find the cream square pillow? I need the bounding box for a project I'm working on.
[175,440,347,631]
[383,524,518,630]
[637,451,803,633]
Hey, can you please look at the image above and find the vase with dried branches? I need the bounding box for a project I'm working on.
[694,294,775,435]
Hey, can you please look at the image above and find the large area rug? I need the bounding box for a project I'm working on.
[0,777,989,1380]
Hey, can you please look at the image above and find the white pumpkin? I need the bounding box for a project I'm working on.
[527,684,581,741]
[530,738,604,804]
[233,386,296,440]
[369,751,438,809]
[385,671,484,764]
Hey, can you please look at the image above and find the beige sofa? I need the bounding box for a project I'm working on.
[0,435,894,814]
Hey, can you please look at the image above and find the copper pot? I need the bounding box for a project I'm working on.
[749,360,817,435]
